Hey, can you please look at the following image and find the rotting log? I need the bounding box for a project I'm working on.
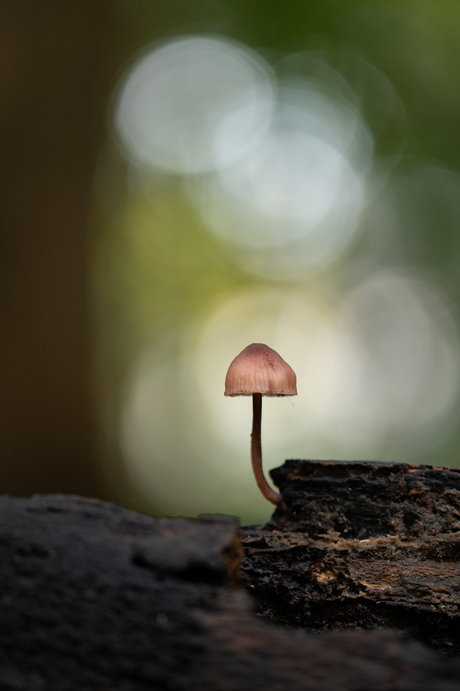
[1,492,460,689]
[241,460,460,654]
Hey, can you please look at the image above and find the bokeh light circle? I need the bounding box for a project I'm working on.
[191,75,371,278]
[114,35,275,174]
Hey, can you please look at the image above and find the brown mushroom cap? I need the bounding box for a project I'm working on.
[224,343,297,396]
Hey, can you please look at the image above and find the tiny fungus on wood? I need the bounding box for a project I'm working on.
[225,343,297,508]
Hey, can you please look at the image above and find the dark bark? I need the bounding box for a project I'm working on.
[1,489,460,690]
[241,460,460,654]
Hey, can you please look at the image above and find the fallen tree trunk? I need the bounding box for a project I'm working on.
[241,460,460,654]
[1,461,460,689]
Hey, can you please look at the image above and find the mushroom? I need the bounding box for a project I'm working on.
[224,343,297,508]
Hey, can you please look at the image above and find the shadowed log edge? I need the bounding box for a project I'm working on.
[0,487,460,689]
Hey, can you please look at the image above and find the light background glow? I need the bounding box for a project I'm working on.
[120,275,460,521]
[97,31,460,522]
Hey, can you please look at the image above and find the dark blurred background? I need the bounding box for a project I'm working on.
[2,1,460,524]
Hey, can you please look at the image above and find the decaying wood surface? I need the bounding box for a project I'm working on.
[241,460,460,654]
[1,467,460,689]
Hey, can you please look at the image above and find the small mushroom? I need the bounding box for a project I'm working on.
[225,343,297,508]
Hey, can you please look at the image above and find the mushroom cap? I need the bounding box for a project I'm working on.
[224,343,297,396]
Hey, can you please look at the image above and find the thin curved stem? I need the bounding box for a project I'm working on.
[251,393,284,507]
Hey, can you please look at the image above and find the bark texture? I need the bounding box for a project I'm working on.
[1,488,460,689]
[241,460,460,654]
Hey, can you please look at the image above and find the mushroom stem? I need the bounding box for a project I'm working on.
[251,393,284,507]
